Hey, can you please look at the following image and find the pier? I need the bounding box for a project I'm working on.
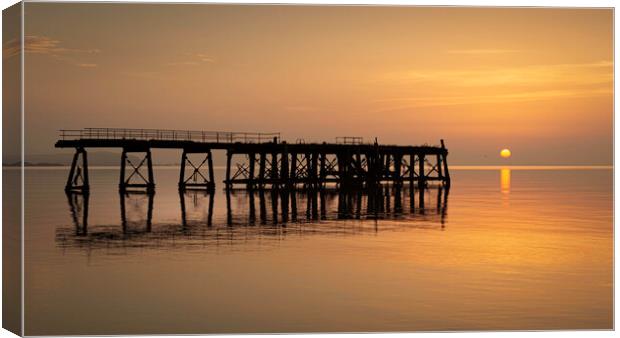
[55,127,451,193]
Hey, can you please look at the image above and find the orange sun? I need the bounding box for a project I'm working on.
[500,148,512,158]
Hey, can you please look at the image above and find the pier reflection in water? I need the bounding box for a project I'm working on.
[58,185,449,251]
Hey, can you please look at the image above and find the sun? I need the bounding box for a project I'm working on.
[500,148,512,159]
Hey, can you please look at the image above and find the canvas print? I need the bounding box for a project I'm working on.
[2,2,613,335]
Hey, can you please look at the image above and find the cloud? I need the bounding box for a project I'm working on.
[4,35,99,57]
[283,105,320,112]
[125,71,161,80]
[167,52,216,66]
[383,61,613,87]
[373,61,613,111]
[447,49,521,55]
[373,88,612,111]
[3,35,100,68]
[192,53,215,63]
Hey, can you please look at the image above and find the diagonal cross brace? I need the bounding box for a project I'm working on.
[125,157,149,184]
[184,157,210,183]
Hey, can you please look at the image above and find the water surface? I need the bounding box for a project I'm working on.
[22,167,613,334]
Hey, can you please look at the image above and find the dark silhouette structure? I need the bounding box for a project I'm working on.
[56,128,451,193]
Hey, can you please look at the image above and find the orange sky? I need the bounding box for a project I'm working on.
[13,4,613,164]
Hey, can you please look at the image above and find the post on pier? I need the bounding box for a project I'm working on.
[147,149,154,191]
[440,139,451,188]
[319,152,327,189]
[225,150,233,190]
[65,147,89,193]
[179,150,187,188]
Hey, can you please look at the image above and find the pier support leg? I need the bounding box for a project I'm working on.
[281,145,289,188]
[119,147,154,193]
[290,152,298,189]
[418,154,426,189]
[409,153,415,209]
[385,154,392,182]
[417,154,426,211]
[319,153,326,189]
[225,150,233,190]
[304,153,312,189]
[120,150,126,192]
[354,152,362,178]
[146,149,154,193]
[394,154,403,187]
[436,154,444,182]
[271,152,279,188]
[248,153,256,190]
[179,150,187,189]
[311,153,319,189]
[366,151,378,190]
[179,149,215,191]
[441,139,451,188]
[408,154,415,187]
[258,152,266,189]
[208,151,215,189]
[65,147,89,193]
[337,153,345,189]
[377,153,385,184]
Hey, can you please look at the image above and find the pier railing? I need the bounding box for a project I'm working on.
[336,136,364,145]
[59,128,281,144]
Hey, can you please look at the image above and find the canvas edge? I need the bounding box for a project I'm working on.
[2,1,24,336]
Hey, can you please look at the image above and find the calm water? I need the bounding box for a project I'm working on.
[22,167,612,335]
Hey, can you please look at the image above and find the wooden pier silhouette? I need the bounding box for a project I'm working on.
[55,128,451,193]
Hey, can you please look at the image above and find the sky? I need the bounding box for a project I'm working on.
[10,4,614,164]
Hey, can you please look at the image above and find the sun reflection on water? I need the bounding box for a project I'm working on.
[500,168,511,195]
